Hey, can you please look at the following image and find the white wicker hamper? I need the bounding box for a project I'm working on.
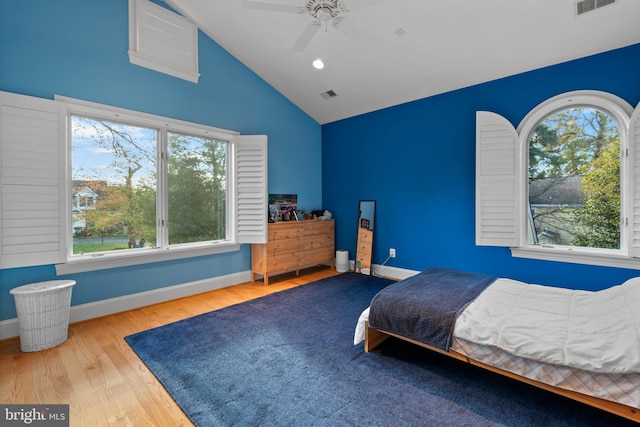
[10,280,76,352]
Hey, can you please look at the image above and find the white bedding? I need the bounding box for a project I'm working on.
[354,307,370,345]
[356,276,640,374]
[455,277,640,374]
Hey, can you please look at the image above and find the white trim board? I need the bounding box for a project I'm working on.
[371,264,419,281]
[0,270,251,341]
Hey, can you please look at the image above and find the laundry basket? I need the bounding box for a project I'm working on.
[10,280,76,352]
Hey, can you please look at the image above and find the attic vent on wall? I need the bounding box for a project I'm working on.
[321,90,338,100]
[576,0,616,15]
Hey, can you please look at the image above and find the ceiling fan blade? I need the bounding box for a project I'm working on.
[334,18,373,46]
[290,22,321,52]
[242,0,304,14]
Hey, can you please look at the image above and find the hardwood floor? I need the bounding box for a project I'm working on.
[0,266,339,426]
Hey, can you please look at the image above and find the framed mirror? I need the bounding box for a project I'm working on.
[355,200,375,274]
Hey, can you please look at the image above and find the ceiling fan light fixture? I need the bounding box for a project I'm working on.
[306,0,343,22]
[316,7,332,22]
[250,0,368,52]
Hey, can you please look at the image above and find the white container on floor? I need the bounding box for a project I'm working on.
[336,250,349,272]
[10,280,76,352]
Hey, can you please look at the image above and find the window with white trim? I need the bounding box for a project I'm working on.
[71,115,232,255]
[477,90,640,269]
[527,106,622,249]
[0,91,267,273]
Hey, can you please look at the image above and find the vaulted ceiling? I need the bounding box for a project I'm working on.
[165,0,640,124]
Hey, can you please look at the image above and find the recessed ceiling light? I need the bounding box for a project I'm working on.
[395,28,405,37]
[312,59,325,70]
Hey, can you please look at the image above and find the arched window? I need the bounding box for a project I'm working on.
[477,91,640,268]
[525,101,627,251]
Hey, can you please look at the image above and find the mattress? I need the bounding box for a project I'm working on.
[451,336,640,409]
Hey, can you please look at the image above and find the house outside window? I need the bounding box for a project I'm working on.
[72,182,101,235]
[528,175,586,246]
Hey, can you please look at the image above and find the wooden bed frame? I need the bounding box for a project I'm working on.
[365,322,640,423]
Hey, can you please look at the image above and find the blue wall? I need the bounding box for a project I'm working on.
[2,1,639,322]
[323,43,640,291]
[0,0,322,320]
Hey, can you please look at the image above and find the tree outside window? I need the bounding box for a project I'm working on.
[71,116,228,255]
[167,132,227,244]
[528,107,621,249]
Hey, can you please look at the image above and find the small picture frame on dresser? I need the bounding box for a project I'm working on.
[269,204,280,222]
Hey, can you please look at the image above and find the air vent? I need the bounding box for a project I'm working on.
[576,0,616,15]
[320,90,338,100]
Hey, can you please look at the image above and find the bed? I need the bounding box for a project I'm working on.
[354,268,640,423]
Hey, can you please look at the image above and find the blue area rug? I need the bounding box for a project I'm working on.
[125,273,637,426]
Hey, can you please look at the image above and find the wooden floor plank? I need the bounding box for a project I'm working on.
[0,266,339,426]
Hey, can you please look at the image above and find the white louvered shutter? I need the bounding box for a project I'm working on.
[476,111,519,247]
[629,102,640,258]
[0,92,65,268]
[234,135,267,244]
[128,0,200,83]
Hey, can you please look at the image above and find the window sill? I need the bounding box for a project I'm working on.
[510,246,640,270]
[55,243,241,275]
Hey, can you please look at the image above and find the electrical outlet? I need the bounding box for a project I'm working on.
[389,248,396,258]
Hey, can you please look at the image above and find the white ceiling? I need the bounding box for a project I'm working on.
[165,0,640,125]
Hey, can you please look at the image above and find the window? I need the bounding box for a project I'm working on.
[527,107,621,250]
[71,117,232,256]
[0,91,267,272]
[167,132,228,245]
[477,90,640,269]
[72,117,158,254]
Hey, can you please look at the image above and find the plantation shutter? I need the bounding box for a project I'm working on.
[128,0,200,83]
[476,111,519,247]
[234,135,268,244]
[630,102,640,258]
[0,91,65,268]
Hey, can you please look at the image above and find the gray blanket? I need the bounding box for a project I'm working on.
[368,267,496,351]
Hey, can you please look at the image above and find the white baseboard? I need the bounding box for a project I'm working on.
[0,270,251,341]
[0,266,418,341]
[371,264,419,280]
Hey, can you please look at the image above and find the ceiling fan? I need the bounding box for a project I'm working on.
[242,0,379,52]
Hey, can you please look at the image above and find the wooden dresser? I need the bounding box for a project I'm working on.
[251,219,335,285]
